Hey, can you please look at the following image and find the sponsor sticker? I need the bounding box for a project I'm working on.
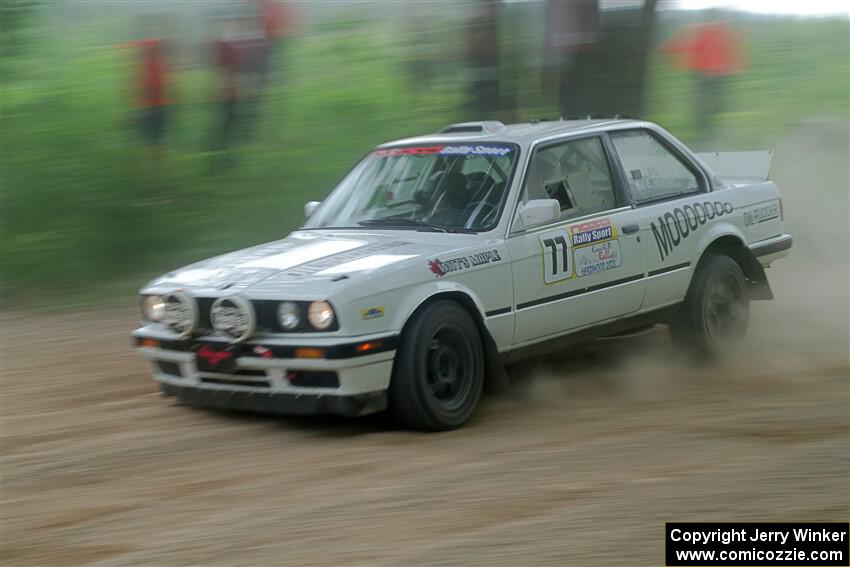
[373,145,513,158]
[575,240,622,277]
[743,201,779,226]
[252,345,273,359]
[438,145,513,156]
[360,306,385,320]
[538,218,623,284]
[428,249,502,278]
[568,218,615,247]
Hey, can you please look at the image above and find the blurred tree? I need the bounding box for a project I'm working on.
[546,0,658,119]
[465,0,501,119]
[0,0,40,62]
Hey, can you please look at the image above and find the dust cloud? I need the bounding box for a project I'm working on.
[514,119,849,409]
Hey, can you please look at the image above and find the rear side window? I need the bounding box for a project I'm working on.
[610,130,702,204]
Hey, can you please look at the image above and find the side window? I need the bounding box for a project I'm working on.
[610,130,702,203]
[520,137,617,222]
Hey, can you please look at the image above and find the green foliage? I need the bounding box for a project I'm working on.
[1,14,847,306]
[0,0,40,74]
[0,24,461,303]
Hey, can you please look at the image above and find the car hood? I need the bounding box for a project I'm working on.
[145,230,479,296]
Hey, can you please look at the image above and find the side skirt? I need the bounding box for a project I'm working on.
[501,304,680,364]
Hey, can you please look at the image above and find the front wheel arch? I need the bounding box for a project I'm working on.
[398,291,510,395]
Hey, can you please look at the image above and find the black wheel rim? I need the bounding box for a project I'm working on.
[425,327,474,411]
[704,272,747,341]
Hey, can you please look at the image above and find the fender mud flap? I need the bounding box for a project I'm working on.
[740,252,774,300]
[482,328,511,395]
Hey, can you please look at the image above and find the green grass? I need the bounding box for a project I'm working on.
[1,13,847,308]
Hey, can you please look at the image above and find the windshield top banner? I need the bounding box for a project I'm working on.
[372,145,513,158]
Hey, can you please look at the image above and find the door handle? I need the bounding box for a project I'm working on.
[621,223,640,234]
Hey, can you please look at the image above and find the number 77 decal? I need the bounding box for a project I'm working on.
[539,229,572,283]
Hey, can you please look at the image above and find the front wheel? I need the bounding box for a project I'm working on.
[389,301,484,431]
[670,254,750,358]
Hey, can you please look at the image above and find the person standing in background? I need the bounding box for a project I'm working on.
[123,16,174,168]
[256,0,297,88]
[210,8,270,168]
[660,12,748,144]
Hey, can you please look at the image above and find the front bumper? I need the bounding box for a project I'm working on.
[133,328,397,417]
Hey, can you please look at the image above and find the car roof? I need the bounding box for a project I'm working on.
[379,118,649,148]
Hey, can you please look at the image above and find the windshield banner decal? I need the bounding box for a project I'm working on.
[373,145,513,158]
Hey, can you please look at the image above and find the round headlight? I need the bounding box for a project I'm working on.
[277,302,301,330]
[307,301,335,330]
[142,295,166,322]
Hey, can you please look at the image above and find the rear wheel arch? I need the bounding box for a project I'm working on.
[671,253,750,359]
[694,235,773,300]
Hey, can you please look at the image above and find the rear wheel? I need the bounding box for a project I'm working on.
[670,254,749,358]
[389,301,484,431]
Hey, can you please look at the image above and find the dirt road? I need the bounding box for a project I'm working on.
[2,123,848,566]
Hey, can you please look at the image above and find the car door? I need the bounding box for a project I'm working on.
[608,128,712,310]
[507,135,646,346]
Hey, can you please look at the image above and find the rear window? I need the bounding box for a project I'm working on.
[610,130,702,203]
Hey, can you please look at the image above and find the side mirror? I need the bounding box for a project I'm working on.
[515,199,560,230]
[304,201,321,219]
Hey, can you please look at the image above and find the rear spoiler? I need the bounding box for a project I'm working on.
[695,150,774,182]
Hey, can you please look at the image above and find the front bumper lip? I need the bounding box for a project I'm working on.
[159,382,387,416]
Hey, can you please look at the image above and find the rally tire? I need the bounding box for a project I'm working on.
[389,301,484,431]
[670,254,750,358]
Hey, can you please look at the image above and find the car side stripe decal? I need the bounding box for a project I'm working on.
[647,261,691,277]
[515,273,645,311]
[485,307,512,317]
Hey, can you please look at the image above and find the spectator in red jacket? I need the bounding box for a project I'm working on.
[124,33,173,164]
[660,15,748,143]
[256,0,297,87]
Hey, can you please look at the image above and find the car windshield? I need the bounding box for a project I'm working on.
[303,144,518,232]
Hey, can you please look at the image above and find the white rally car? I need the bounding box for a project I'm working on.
[133,119,792,430]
